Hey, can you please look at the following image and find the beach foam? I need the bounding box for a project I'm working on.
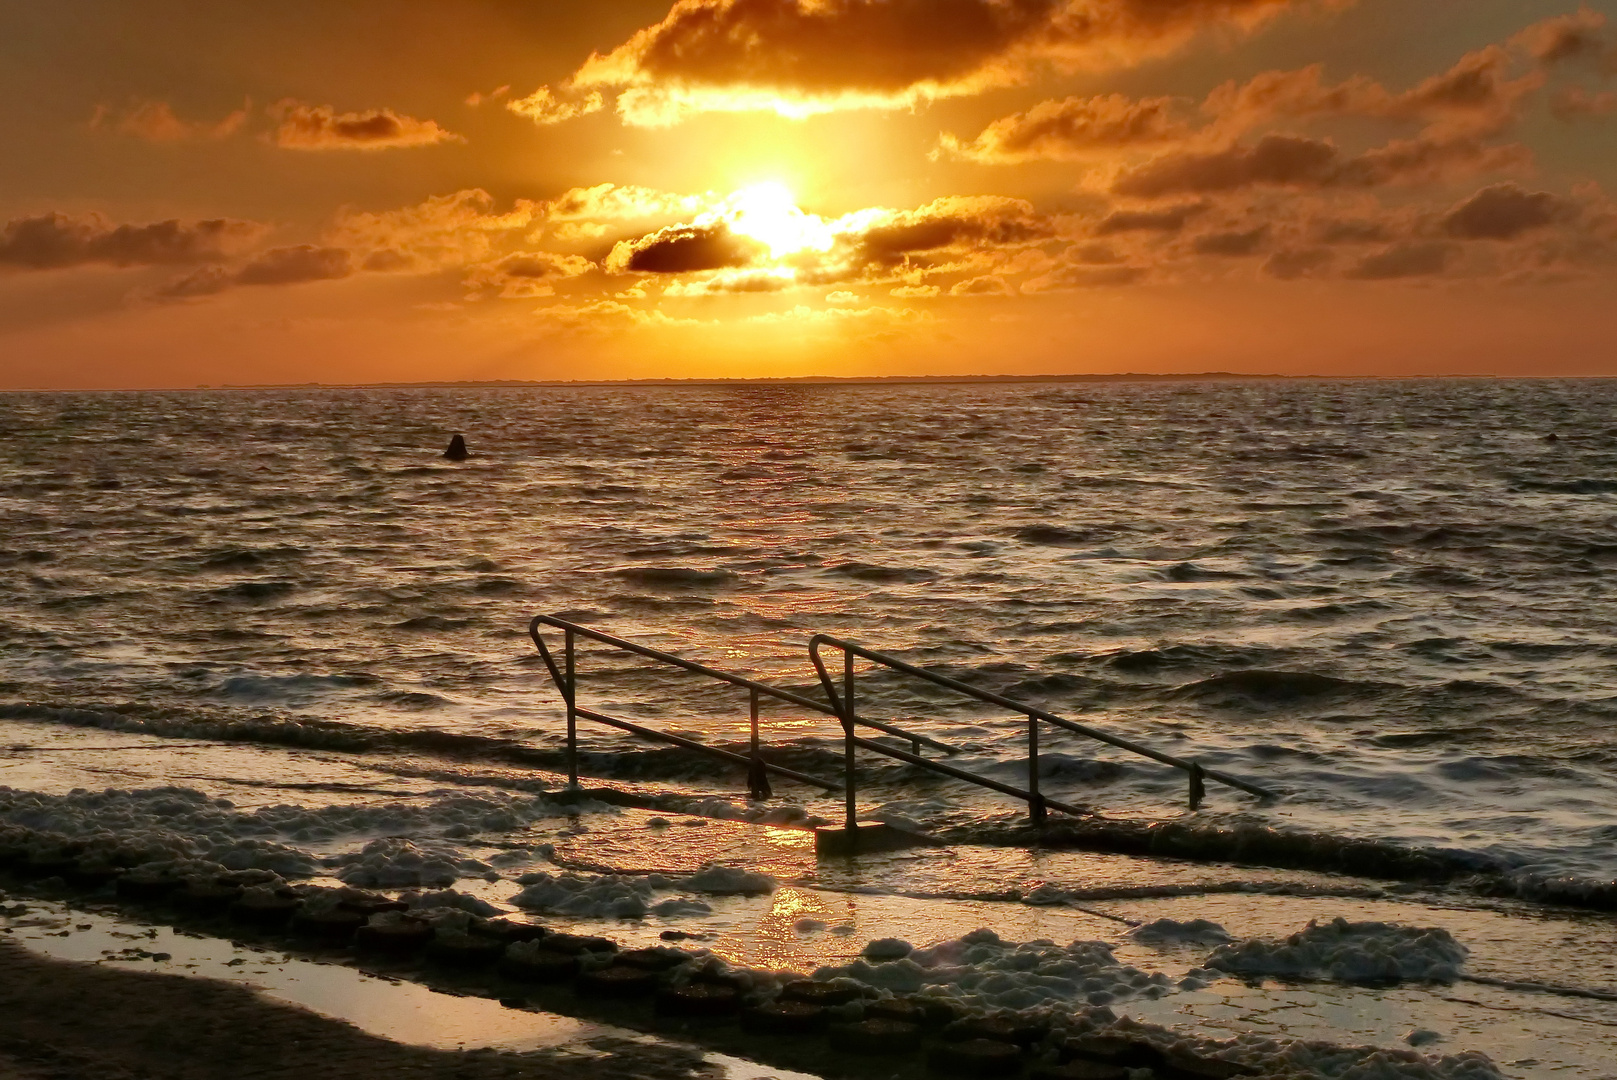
[1204,918,1469,983]
[813,927,1181,1010]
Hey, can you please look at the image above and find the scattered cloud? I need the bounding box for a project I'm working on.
[0,212,268,270]
[546,183,709,224]
[665,268,798,295]
[506,87,604,125]
[1552,85,1617,119]
[269,100,462,150]
[952,28,1550,169]
[951,274,1015,295]
[327,190,540,269]
[1205,46,1542,139]
[90,100,248,142]
[465,85,511,107]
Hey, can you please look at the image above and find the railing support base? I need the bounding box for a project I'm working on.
[814,821,935,857]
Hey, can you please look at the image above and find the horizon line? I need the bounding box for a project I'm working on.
[0,371,1585,393]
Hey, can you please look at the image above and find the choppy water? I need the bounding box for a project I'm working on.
[4,379,1617,899]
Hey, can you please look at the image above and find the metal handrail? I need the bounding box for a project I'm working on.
[527,615,954,797]
[809,633,1277,828]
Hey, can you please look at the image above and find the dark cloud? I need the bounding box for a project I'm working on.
[269,101,461,150]
[465,250,595,297]
[1336,135,1530,187]
[1024,262,1149,290]
[939,93,1189,162]
[1113,133,1526,197]
[608,224,763,273]
[157,245,355,299]
[1315,218,1393,244]
[361,249,417,272]
[154,266,234,298]
[1192,225,1269,256]
[1344,241,1454,279]
[1441,183,1574,240]
[235,245,354,285]
[1513,8,1612,67]
[1094,203,1206,233]
[0,213,268,270]
[1071,241,1126,264]
[852,197,1054,266]
[1263,247,1333,279]
[569,0,1346,124]
[1113,134,1338,196]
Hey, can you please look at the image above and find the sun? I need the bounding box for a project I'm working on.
[724,182,835,259]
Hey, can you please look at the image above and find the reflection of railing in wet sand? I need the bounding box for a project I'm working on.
[528,615,1275,831]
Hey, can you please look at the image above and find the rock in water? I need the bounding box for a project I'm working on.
[443,434,469,460]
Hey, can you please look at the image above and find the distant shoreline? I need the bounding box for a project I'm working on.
[1,371,1582,393]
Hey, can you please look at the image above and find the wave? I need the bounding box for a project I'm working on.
[1159,562,1248,582]
[827,562,940,584]
[1011,525,1117,547]
[1514,478,1617,494]
[1087,644,1296,675]
[0,700,857,786]
[392,615,475,632]
[200,580,299,604]
[1167,670,1383,707]
[1004,817,1617,912]
[195,546,307,573]
[0,549,55,566]
[612,567,738,588]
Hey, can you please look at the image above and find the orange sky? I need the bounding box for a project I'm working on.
[3,0,1615,388]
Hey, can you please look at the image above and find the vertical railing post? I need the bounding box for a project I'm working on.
[1028,714,1046,826]
[747,687,772,801]
[843,649,857,831]
[564,629,578,791]
[1188,760,1205,811]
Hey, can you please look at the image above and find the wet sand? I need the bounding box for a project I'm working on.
[0,934,720,1080]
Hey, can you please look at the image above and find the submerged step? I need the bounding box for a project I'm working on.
[815,821,937,856]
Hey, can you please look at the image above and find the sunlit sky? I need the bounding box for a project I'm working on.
[3,0,1616,388]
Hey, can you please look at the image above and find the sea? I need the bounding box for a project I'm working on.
[3,378,1617,1075]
